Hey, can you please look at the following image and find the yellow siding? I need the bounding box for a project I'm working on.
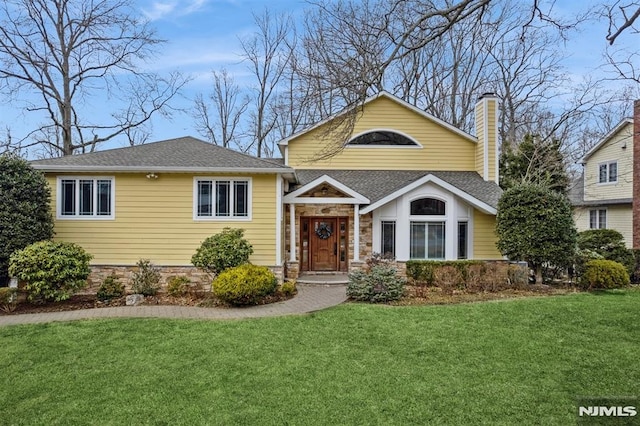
[573,205,633,248]
[287,96,476,170]
[475,102,485,178]
[584,122,633,202]
[47,173,278,266]
[473,210,502,259]
[486,100,497,182]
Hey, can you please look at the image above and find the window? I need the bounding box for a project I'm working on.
[381,221,396,257]
[347,131,419,146]
[195,178,250,219]
[410,222,445,259]
[589,209,607,229]
[458,222,468,259]
[410,198,445,215]
[598,161,617,183]
[58,177,113,218]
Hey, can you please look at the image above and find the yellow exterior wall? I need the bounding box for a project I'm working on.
[475,102,485,178]
[46,173,278,266]
[287,96,477,170]
[473,210,502,259]
[573,205,633,248]
[584,122,633,202]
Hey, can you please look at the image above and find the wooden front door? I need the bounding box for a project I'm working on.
[311,218,338,271]
[300,216,348,272]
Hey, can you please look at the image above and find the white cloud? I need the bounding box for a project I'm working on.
[142,1,177,21]
[142,0,210,21]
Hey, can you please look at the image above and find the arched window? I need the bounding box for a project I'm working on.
[347,131,419,146]
[410,198,445,215]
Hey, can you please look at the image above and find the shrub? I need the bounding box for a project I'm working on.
[97,274,125,301]
[191,228,253,275]
[405,260,528,293]
[366,252,396,269]
[0,287,18,313]
[579,259,630,290]
[496,184,577,284]
[167,276,192,297]
[347,265,406,303]
[0,153,54,286]
[279,281,297,297]
[9,241,92,302]
[212,264,277,305]
[577,229,634,275]
[130,259,161,296]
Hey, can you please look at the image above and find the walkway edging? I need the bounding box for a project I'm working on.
[0,284,347,327]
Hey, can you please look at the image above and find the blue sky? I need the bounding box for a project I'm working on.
[1,0,637,155]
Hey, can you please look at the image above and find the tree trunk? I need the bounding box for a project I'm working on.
[535,264,543,285]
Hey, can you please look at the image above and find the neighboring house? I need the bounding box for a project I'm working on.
[569,118,634,248]
[31,91,503,283]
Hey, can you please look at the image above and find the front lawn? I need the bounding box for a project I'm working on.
[1,290,639,425]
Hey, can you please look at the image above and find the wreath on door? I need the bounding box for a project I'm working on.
[315,223,333,239]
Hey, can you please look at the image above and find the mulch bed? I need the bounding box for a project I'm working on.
[1,291,296,316]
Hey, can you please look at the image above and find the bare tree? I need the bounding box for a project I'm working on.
[604,1,640,45]
[0,0,187,156]
[240,10,294,157]
[194,69,249,149]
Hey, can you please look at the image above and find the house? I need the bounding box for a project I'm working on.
[31,92,503,284]
[569,115,635,248]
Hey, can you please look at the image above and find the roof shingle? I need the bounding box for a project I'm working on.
[31,136,292,172]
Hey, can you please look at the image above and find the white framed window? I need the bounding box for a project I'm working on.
[57,177,114,219]
[409,197,447,260]
[598,161,617,184]
[381,221,396,257]
[589,209,607,229]
[194,177,251,220]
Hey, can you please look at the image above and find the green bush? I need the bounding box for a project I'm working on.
[577,229,634,275]
[191,228,254,275]
[130,259,161,296]
[406,260,482,286]
[279,281,297,297]
[167,276,192,297]
[0,153,54,285]
[0,287,18,313]
[8,241,92,302]
[97,274,125,301]
[579,259,630,290]
[347,265,406,303]
[212,264,277,305]
[405,260,528,293]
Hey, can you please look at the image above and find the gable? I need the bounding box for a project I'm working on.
[285,94,477,170]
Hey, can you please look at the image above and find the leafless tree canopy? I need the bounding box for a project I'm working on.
[0,0,187,156]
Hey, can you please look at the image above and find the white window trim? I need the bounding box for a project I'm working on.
[597,161,618,185]
[193,177,252,221]
[345,128,423,149]
[589,208,608,229]
[56,176,115,220]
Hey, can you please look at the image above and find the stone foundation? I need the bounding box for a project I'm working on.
[84,264,284,294]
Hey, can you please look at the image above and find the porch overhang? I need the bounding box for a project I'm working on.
[360,173,497,215]
[283,175,370,205]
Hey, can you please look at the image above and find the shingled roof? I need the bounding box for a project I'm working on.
[292,169,502,211]
[31,136,293,173]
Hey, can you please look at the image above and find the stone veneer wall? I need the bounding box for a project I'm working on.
[83,264,284,294]
[284,198,373,279]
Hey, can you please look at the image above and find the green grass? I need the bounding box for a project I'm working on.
[1,290,640,425]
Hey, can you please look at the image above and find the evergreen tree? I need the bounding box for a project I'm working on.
[499,134,568,193]
[0,154,54,285]
[496,184,577,284]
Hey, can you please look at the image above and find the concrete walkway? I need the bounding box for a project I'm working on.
[0,284,348,327]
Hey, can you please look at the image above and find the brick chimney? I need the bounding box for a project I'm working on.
[475,93,499,183]
[633,100,640,249]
